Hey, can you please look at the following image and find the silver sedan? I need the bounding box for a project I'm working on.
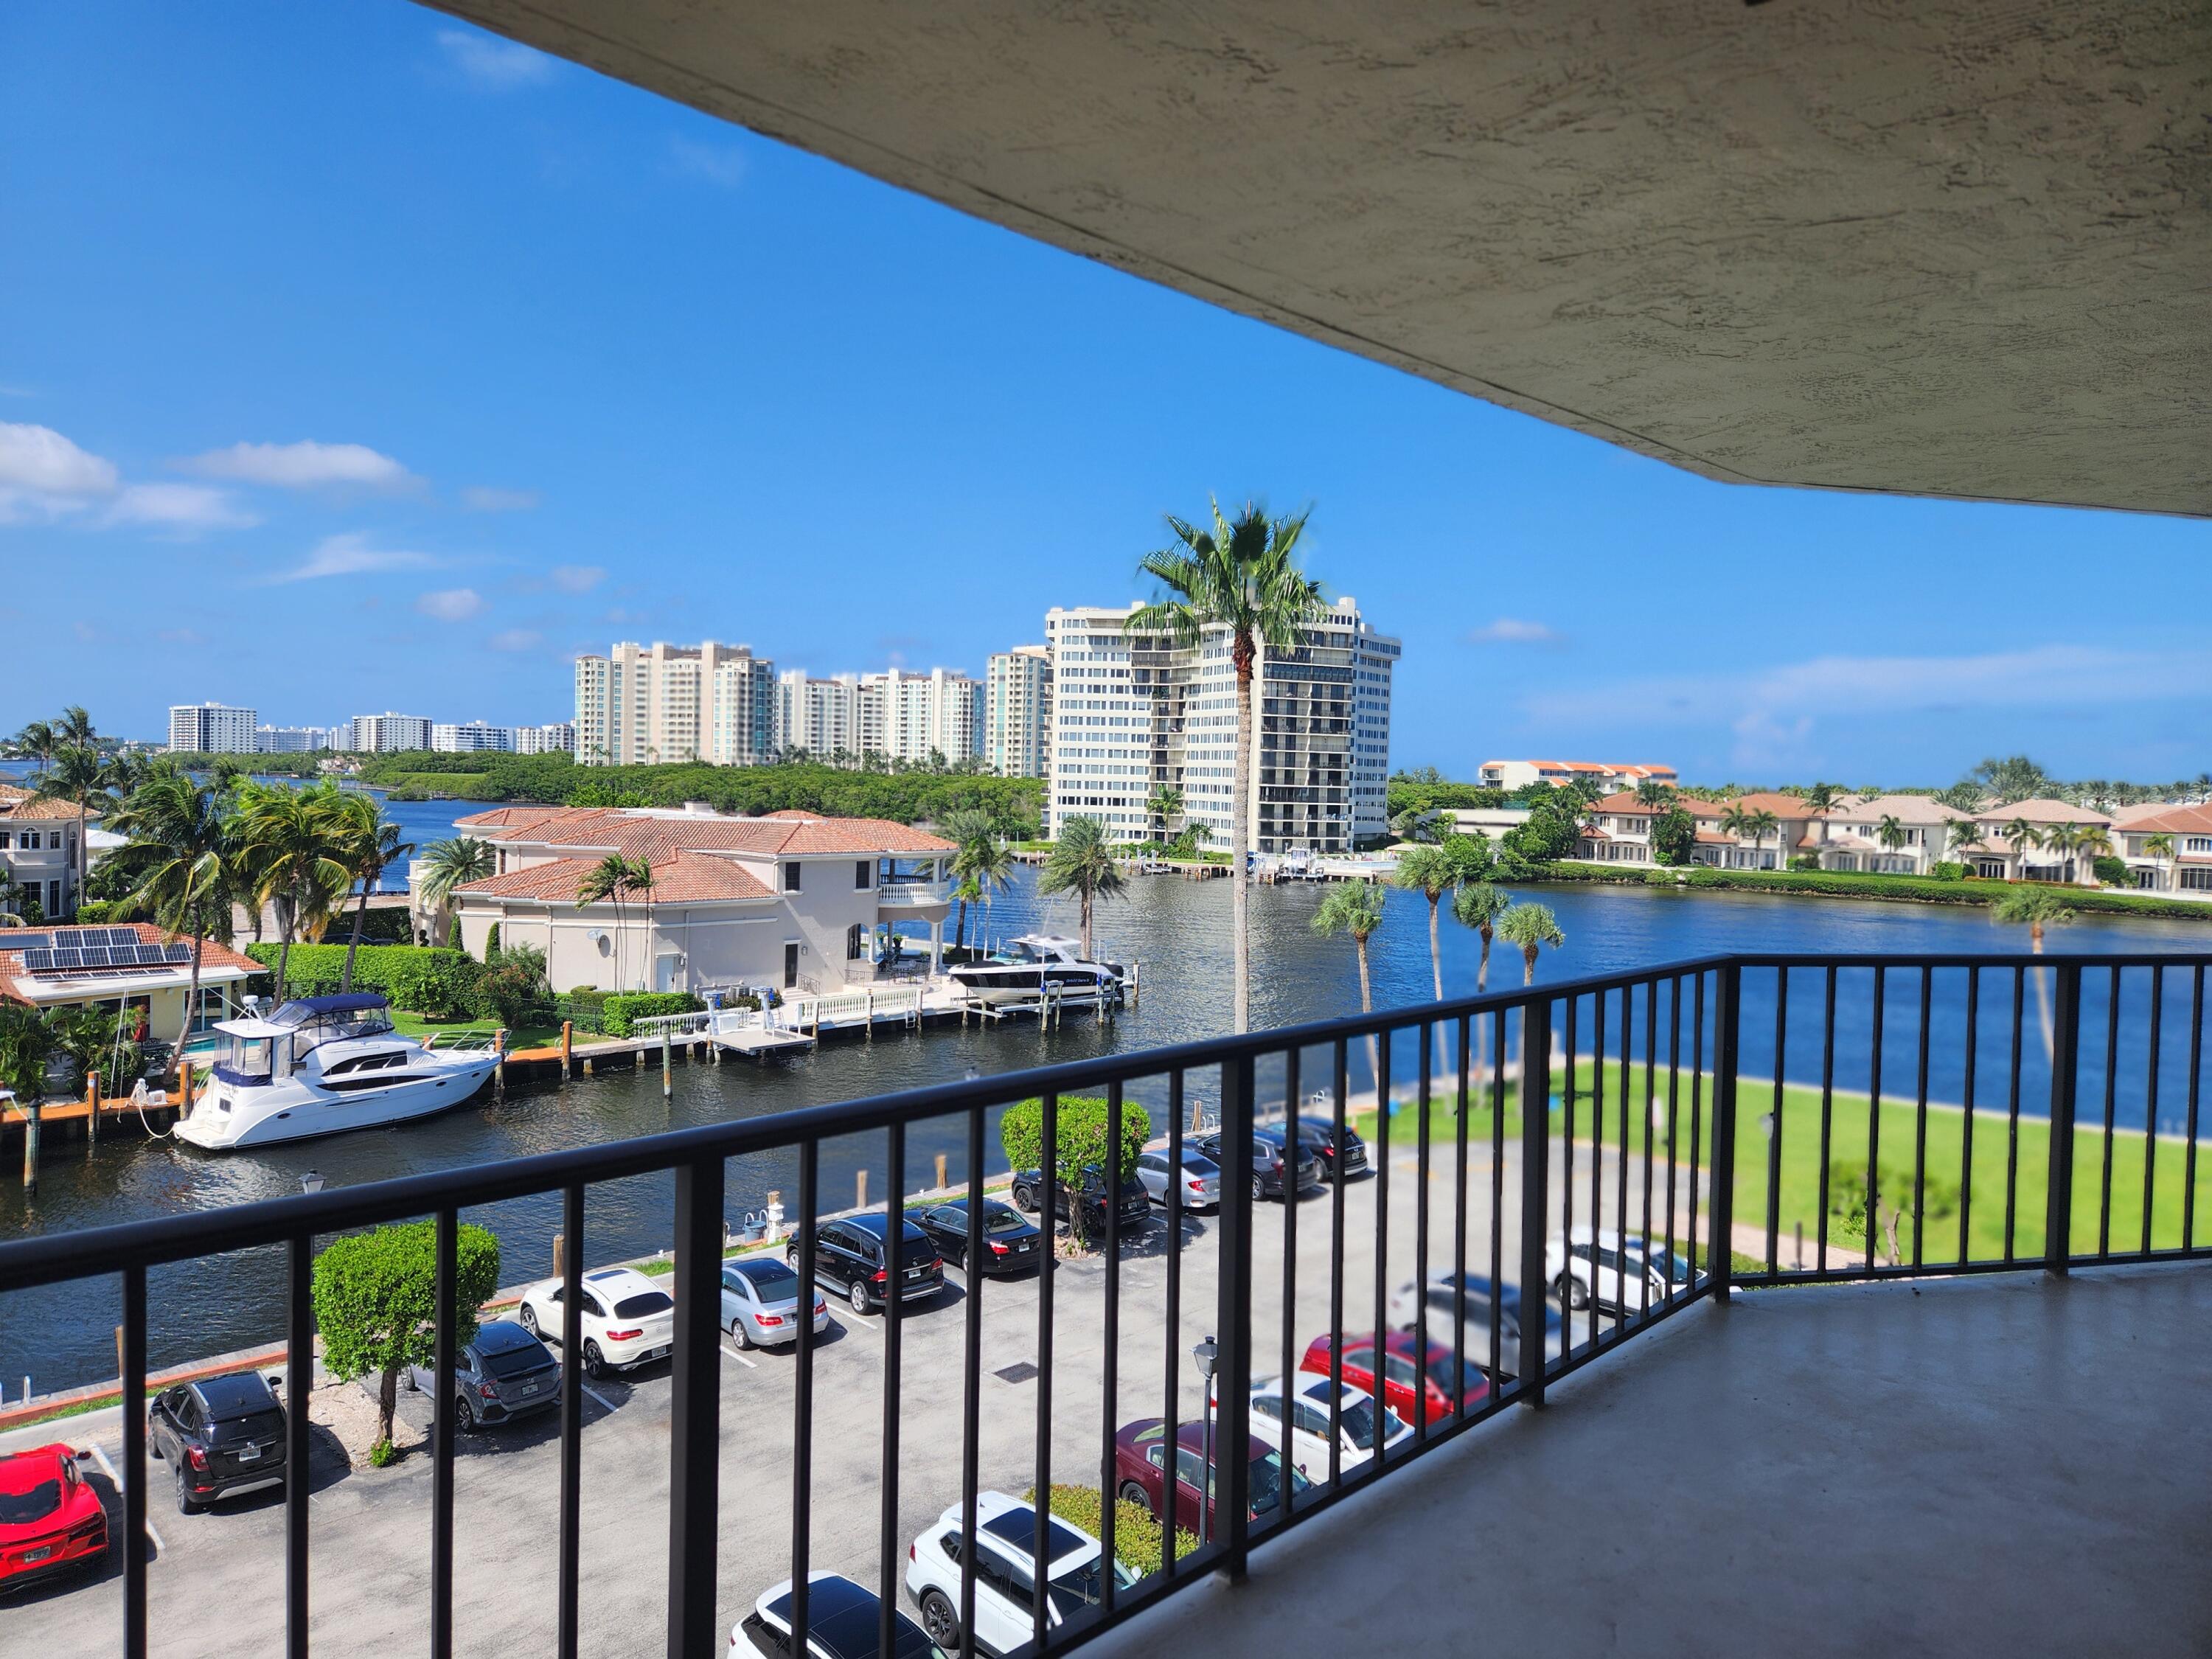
[719,1257,830,1349]
[1135,1148,1222,1211]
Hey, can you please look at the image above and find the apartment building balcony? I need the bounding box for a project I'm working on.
[874,874,953,916]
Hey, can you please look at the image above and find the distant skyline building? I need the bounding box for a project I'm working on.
[515,721,576,757]
[776,671,865,760]
[346,712,434,754]
[574,641,777,767]
[1045,598,1399,853]
[255,724,332,754]
[1476,759,1678,793]
[986,646,1052,779]
[168,701,257,754]
[431,720,517,754]
[869,667,983,766]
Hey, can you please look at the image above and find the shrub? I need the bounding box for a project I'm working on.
[484,922,501,961]
[1001,1093,1150,1187]
[1928,862,1968,882]
[313,1219,501,1452]
[246,942,485,1018]
[1788,856,1820,872]
[1027,1484,1198,1577]
[602,991,706,1037]
[479,943,549,1028]
[366,1437,397,1469]
[560,988,609,1034]
[2093,855,2129,888]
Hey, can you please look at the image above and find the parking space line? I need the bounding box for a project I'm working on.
[838,1315,877,1339]
[580,1382,618,1413]
[85,1440,164,1557]
[723,1343,757,1368]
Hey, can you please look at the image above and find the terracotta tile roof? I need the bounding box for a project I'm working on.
[1590,791,1723,818]
[0,783,90,822]
[476,805,954,858]
[1823,794,1975,824]
[1974,798,2112,827]
[450,804,583,832]
[2113,804,2212,835]
[455,849,776,904]
[0,921,258,1007]
[1725,791,1821,815]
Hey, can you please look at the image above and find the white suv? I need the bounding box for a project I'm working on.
[905,1490,1135,1656]
[515,1265,675,1377]
[1546,1225,1693,1315]
[1212,1371,1412,1483]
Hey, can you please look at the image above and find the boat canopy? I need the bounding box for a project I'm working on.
[214,1018,293,1040]
[271,992,392,1023]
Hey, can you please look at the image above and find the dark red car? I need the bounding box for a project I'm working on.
[1111,1419,1309,1540]
[1299,1331,1489,1428]
[0,1444,108,1591]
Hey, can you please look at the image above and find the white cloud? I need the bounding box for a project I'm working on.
[460,485,538,512]
[183,439,412,490]
[417,587,486,622]
[1467,618,1564,647]
[101,483,260,532]
[266,532,438,583]
[437,28,557,88]
[490,627,543,652]
[551,563,605,593]
[0,421,119,498]
[669,136,747,189]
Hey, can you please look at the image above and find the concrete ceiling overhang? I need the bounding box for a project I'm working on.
[431,1,2211,518]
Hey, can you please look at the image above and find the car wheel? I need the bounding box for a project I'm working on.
[1012,1180,1035,1213]
[1557,1274,1588,1311]
[456,1394,480,1432]
[849,1279,872,1316]
[918,1589,960,1647]
[582,1340,607,1380]
[1251,1175,1266,1203]
[728,1315,754,1351]
[1118,1478,1155,1515]
[174,1469,197,1516]
[518,1304,540,1338]
[147,1429,164,1462]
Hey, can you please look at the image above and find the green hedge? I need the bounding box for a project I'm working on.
[1029,1484,1197,1577]
[246,943,484,1018]
[1533,863,2212,922]
[1001,1094,1151,1185]
[601,992,705,1037]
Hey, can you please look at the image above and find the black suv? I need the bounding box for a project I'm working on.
[1276,1116,1368,1182]
[147,1371,288,1514]
[1191,1127,1323,1201]
[403,1317,561,1429]
[1011,1164,1152,1236]
[789,1212,945,1315]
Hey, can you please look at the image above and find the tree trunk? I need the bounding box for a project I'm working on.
[1427,896,1442,1001]
[1080,887,1093,960]
[341,883,369,993]
[1523,948,1537,987]
[1477,930,1493,994]
[1356,936,1379,1099]
[184,931,206,1080]
[74,801,88,919]
[378,1363,399,1449]
[2029,926,2053,1062]
[274,892,296,998]
[1231,643,1254,1034]
[955,896,968,951]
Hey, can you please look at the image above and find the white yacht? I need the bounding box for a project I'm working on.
[947,933,1125,1004]
[175,993,501,1151]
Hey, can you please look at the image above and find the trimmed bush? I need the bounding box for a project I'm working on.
[1927,862,1968,882]
[484,922,502,961]
[601,991,706,1037]
[2093,855,2129,888]
[1001,1093,1150,1186]
[1028,1484,1198,1577]
[246,942,484,1018]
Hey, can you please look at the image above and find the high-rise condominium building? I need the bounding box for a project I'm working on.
[254,725,335,753]
[431,722,517,754]
[169,702,257,754]
[346,713,434,754]
[573,641,777,766]
[776,672,865,760]
[869,668,983,766]
[986,647,1052,779]
[1045,599,1398,854]
[515,722,577,757]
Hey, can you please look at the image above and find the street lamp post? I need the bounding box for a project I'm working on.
[299,1170,324,1196]
[1192,1335,1218,1545]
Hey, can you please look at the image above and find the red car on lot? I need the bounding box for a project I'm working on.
[0,1444,108,1592]
[1299,1331,1489,1429]
[1112,1419,1310,1540]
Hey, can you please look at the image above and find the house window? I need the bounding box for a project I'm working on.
[846,922,864,960]
[855,860,872,891]
[783,860,801,893]
[2186,837,2212,855]
[2183,869,2212,892]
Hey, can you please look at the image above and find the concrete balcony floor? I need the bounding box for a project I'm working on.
[1088,1263,2212,1659]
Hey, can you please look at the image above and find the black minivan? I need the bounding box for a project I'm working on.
[147,1371,288,1514]
[787,1212,945,1315]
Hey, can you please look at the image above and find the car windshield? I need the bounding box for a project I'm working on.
[1247,1452,1308,1514]
[212,1408,285,1443]
[1627,1242,1692,1282]
[481,1344,552,1379]
[984,1206,1026,1234]
[736,1260,799,1295]
[1425,1353,1486,1396]
[1044,1554,1126,1616]
[1335,1394,1390,1450]
[613,1291,673,1318]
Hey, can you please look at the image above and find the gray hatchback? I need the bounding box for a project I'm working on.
[405,1318,562,1429]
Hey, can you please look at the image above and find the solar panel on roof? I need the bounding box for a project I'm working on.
[97,928,138,947]
[162,944,191,964]
[50,947,84,970]
[22,949,55,973]
[132,944,169,966]
[79,946,113,968]
[5,933,53,952]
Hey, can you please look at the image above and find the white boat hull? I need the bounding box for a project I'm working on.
[175,1057,500,1150]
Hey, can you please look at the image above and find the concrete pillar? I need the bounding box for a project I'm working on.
[928,918,945,976]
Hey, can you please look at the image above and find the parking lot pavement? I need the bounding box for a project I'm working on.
[4,1129,1705,1658]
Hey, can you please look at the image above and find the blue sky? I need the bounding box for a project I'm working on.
[4,2,2208,787]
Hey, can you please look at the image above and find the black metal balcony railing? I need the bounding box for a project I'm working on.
[1,951,2206,1659]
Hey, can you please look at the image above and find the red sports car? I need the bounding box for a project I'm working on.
[1299,1331,1489,1430]
[0,1444,109,1591]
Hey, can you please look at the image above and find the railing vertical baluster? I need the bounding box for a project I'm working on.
[1960,969,1979,1267]
[1413,1022,1432,1441]
[1326,1042,1346,1491]
[1279,1055,1298,1478]
[1163,1071,1185,1577]
[1590,988,1606,1352]
[1818,967,1836,1276]
[1613,989,1630,1330]
[1102,1082,1122,1594]
[1453,1015,1471,1391]
[1641,978,1657,1320]
[1913,967,1932,1270]
[1490,1009,1506,1380]
[1373,1028,1394,1443]
[2143,966,2163,1255]
[1560,995,1576,1355]
[790,1143,817,1656]
[557,1182,584,1659]
[1214,1052,1256,1578]
[1517,995,1551,1409]
[122,1263,147,1659]
[2099,965,2121,1258]
[433,1206,457,1659]
[2005,967,2025,1262]
[1687,974,1704,1291]
[1867,967,1886,1277]
[285,1233,312,1659]
[2045,964,2083,1274]
[1710,966,1739,1301]
[880,1121,905,1659]
[1663,978,1679,1299]
[1033,1091,1057,1651]
[669,1153,725,1659]
[960,1106,984,1651]
[1767,969,1787,1275]
[2187,969,2204,1253]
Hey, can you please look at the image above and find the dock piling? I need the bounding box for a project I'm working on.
[86,1078,100,1148]
[935,1152,947,1189]
[661,1031,672,1098]
[855,1169,869,1210]
[560,1020,573,1077]
[21,1101,40,1192]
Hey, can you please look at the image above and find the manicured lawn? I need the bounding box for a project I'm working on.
[387,1009,564,1051]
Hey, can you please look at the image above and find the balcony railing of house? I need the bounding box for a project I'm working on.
[1,950,2205,1658]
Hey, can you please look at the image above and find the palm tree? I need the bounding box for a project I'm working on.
[1310,881,1386,1083]
[2144,832,2176,891]
[1633,778,1675,813]
[12,719,58,782]
[1798,782,1842,818]
[1145,785,1185,841]
[330,793,414,992]
[1876,814,1908,869]
[1453,882,1512,993]
[1745,808,1781,869]
[419,837,494,945]
[1992,884,2075,1060]
[1036,815,1125,960]
[942,809,1010,950]
[109,774,232,1052]
[29,744,110,917]
[1125,498,1326,1034]
[1718,802,1753,866]
[1389,844,1456,1001]
[2000,817,2042,874]
[2070,825,2114,886]
[234,783,352,994]
[577,854,633,990]
[1497,902,1565,987]
[1389,806,1444,845]
[625,857,657,990]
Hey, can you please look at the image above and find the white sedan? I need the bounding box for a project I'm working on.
[1211,1371,1413,1484]
[515,1265,676,1377]
[905,1490,1134,1656]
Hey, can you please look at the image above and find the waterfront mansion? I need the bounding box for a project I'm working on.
[425,804,958,995]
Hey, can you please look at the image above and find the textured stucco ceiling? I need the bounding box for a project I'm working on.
[431,0,2211,518]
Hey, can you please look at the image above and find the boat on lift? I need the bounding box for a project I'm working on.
[174,993,501,1151]
[946,933,1125,1005]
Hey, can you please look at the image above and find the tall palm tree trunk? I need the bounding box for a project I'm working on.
[1426,895,1443,1001]
[1355,936,1379,1100]
[1080,886,1094,961]
[2030,922,2053,1062]
[1231,647,1254,1034]
[342,883,371,993]
[74,800,88,919]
